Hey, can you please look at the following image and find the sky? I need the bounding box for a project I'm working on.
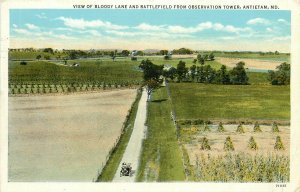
[10,9,291,52]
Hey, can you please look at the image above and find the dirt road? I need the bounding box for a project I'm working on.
[113,88,147,182]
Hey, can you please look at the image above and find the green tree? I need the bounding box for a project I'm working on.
[36,55,42,60]
[268,62,290,85]
[190,65,196,81]
[163,67,177,80]
[159,50,168,55]
[197,54,205,65]
[216,65,230,84]
[139,59,163,101]
[229,61,249,85]
[121,50,130,56]
[176,60,188,82]
[209,52,215,60]
[193,59,197,64]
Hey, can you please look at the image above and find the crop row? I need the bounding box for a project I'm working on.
[180,122,282,134]
[191,153,289,182]
[198,135,285,151]
[8,82,141,95]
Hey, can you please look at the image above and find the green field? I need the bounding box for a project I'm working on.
[136,87,185,181]
[9,60,142,84]
[169,83,290,121]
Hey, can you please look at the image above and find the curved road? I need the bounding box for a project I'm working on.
[113,88,148,182]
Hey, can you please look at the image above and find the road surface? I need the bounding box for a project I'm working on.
[112,88,148,182]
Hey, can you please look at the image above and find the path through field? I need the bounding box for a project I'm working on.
[113,88,147,182]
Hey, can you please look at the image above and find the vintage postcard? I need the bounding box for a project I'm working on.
[1,0,300,192]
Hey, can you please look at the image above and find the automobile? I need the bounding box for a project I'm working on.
[120,162,132,177]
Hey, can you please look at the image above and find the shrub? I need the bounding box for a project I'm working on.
[20,61,27,65]
[248,136,258,150]
[200,137,211,150]
[272,122,280,132]
[274,136,284,150]
[217,122,225,132]
[131,57,137,61]
[236,123,245,133]
[253,122,262,132]
[224,136,234,151]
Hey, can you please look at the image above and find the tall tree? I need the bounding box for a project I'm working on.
[176,60,188,82]
[268,62,290,85]
[190,65,196,81]
[230,62,249,85]
[139,59,163,101]
[216,65,230,84]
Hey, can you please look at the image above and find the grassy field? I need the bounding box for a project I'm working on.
[136,87,185,181]
[9,60,142,84]
[97,89,142,182]
[169,83,290,121]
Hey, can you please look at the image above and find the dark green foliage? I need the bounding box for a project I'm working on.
[224,136,234,151]
[131,57,137,61]
[164,55,171,60]
[274,136,284,150]
[139,59,163,81]
[272,122,280,132]
[217,122,225,132]
[253,122,262,132]
[163,67,177,80]
[236,123,245,133]
[268,62,290,85]
[215,65,230,84]
[176,60,188,82]
[209,52,215,61]
[200,137,211,150]
[248,136,258,150]
[230,62,249,85]
[172,48,193,55]
[20,61,27,65]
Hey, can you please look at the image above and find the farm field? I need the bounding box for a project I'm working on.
[8,89,137,181]
[180,123,290,182]
[9,60,142,85]
[216,57,283,71]
[169,83,290,121]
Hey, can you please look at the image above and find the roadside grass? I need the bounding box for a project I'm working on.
[136,87,185,181]
[169,83,290,121]
[96,89,142,182]
[9,60,142,84]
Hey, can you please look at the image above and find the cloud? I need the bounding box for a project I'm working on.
[25,23,39,30]
[54,34,76,40]
[79,30,102,37]
[247,18,270,25]
[36,13,47,19]
[277,19,290,25]
[135,23,164,31]
[13,24,18,28]
[56,17,128,30]
[13,28,32,35]
[270,36,291,41]
[266,27,273,32]
[166,22,251,34]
